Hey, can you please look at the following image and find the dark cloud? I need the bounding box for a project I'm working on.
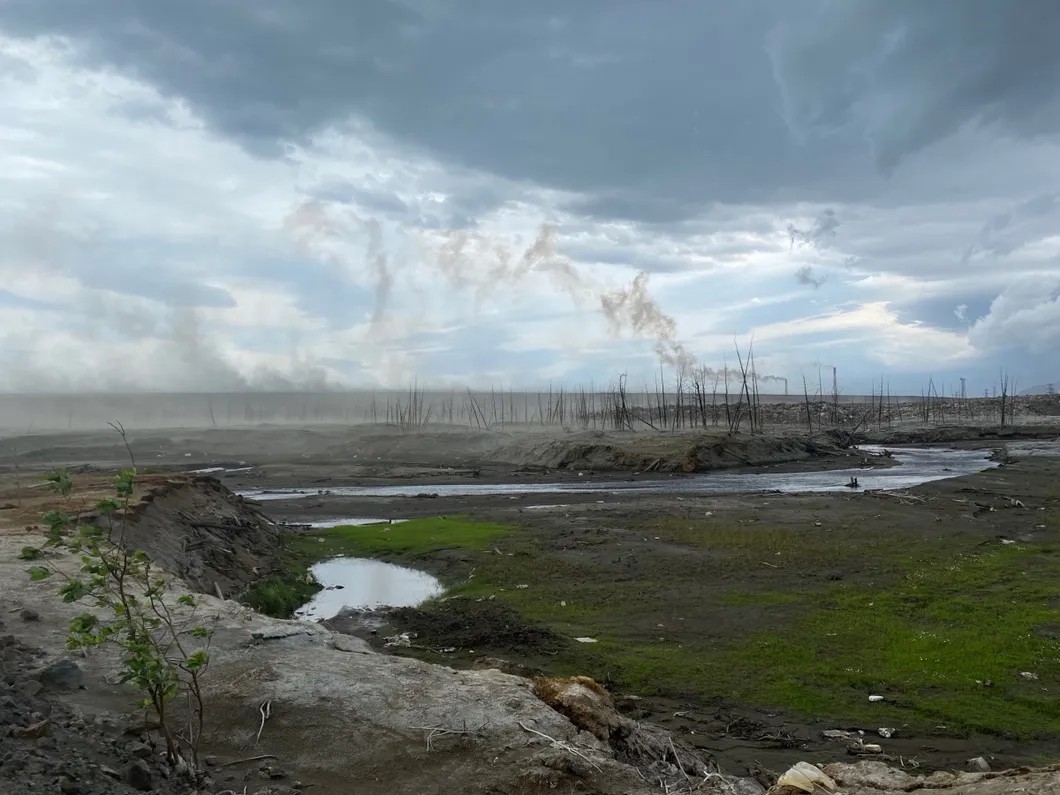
[962,193,1060,263]
[770,0,1060,171]
[0,0,854,216]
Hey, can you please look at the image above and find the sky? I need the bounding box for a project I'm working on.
[1,0,1059,396]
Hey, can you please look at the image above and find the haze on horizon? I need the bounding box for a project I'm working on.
[1,1,1059,398]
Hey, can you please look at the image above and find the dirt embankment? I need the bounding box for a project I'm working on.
[1,473,285,599]
[856,422,1060,446]
[117,476,283,597]
[505,429,874,473]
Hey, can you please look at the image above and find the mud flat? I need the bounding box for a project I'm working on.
[1,424,1059,793]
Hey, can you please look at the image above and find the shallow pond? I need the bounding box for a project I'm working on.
[296,557,443,621]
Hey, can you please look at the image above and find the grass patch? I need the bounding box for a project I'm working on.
[289,516,511,558]
[506,544,1060,737]
[722,544,1060,735]
[243,574,321,618]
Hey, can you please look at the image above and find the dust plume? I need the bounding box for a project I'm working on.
[286,200,394,333]
[788,209,840,250]
[285,201,788,385]
[794,265,827,288]
[600,273,695,371]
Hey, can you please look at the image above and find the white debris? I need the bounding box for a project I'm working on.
[868,695,885,702]
[776,761,837,793]
[1020,671,1040,680]
[877,727,896,739]
[574,637,598,644]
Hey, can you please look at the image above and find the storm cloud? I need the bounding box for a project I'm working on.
[1,1,1059,393]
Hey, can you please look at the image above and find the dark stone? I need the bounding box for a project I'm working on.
[125,741,153,759]
[19,609,40,622]
[59,776,81,794]
[37,660,83,692]
[125,759,154,791]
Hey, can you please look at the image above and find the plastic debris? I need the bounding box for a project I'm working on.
[775,761,838,793]
[1020,671,1040,680]
[384,632,411,648]
[574,637,598,644]
[868,694,884,702]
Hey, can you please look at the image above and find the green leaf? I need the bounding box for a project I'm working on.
[184,650,209,671]
[96,498,120,515]
[58,580,91,603]
[114,469,136,497]
[46,470,73,497]
[28,566,52,581]
[191,626,211,639]
[69,613,99,634]
[41,510,69,531]
[177,594,196,607]
[18,546,42,561]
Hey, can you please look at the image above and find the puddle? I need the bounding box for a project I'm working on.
[240,447,997,502]
[306,517,407,529]
[296,557,443,620]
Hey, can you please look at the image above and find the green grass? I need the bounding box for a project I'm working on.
[288,516,511,558]
[721,544,1060,735]
[550,543,1060,737]
[243,574,321,618]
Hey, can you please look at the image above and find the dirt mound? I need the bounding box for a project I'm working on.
[531,676,762,793]
[385,597,566,655]
[500,430,856,473]
[118,476,283,598]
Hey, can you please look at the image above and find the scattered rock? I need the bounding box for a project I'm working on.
[18,609,39,622]
[36,660,83,692]
[10,719,49,739]
[125,740,153,759]
[58,776,81,794]
[967,756,991,772]
[125,759,154,791]
[326,635,371,654]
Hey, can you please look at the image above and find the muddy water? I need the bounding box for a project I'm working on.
[297,557,443,620]
[241,446,997,501]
